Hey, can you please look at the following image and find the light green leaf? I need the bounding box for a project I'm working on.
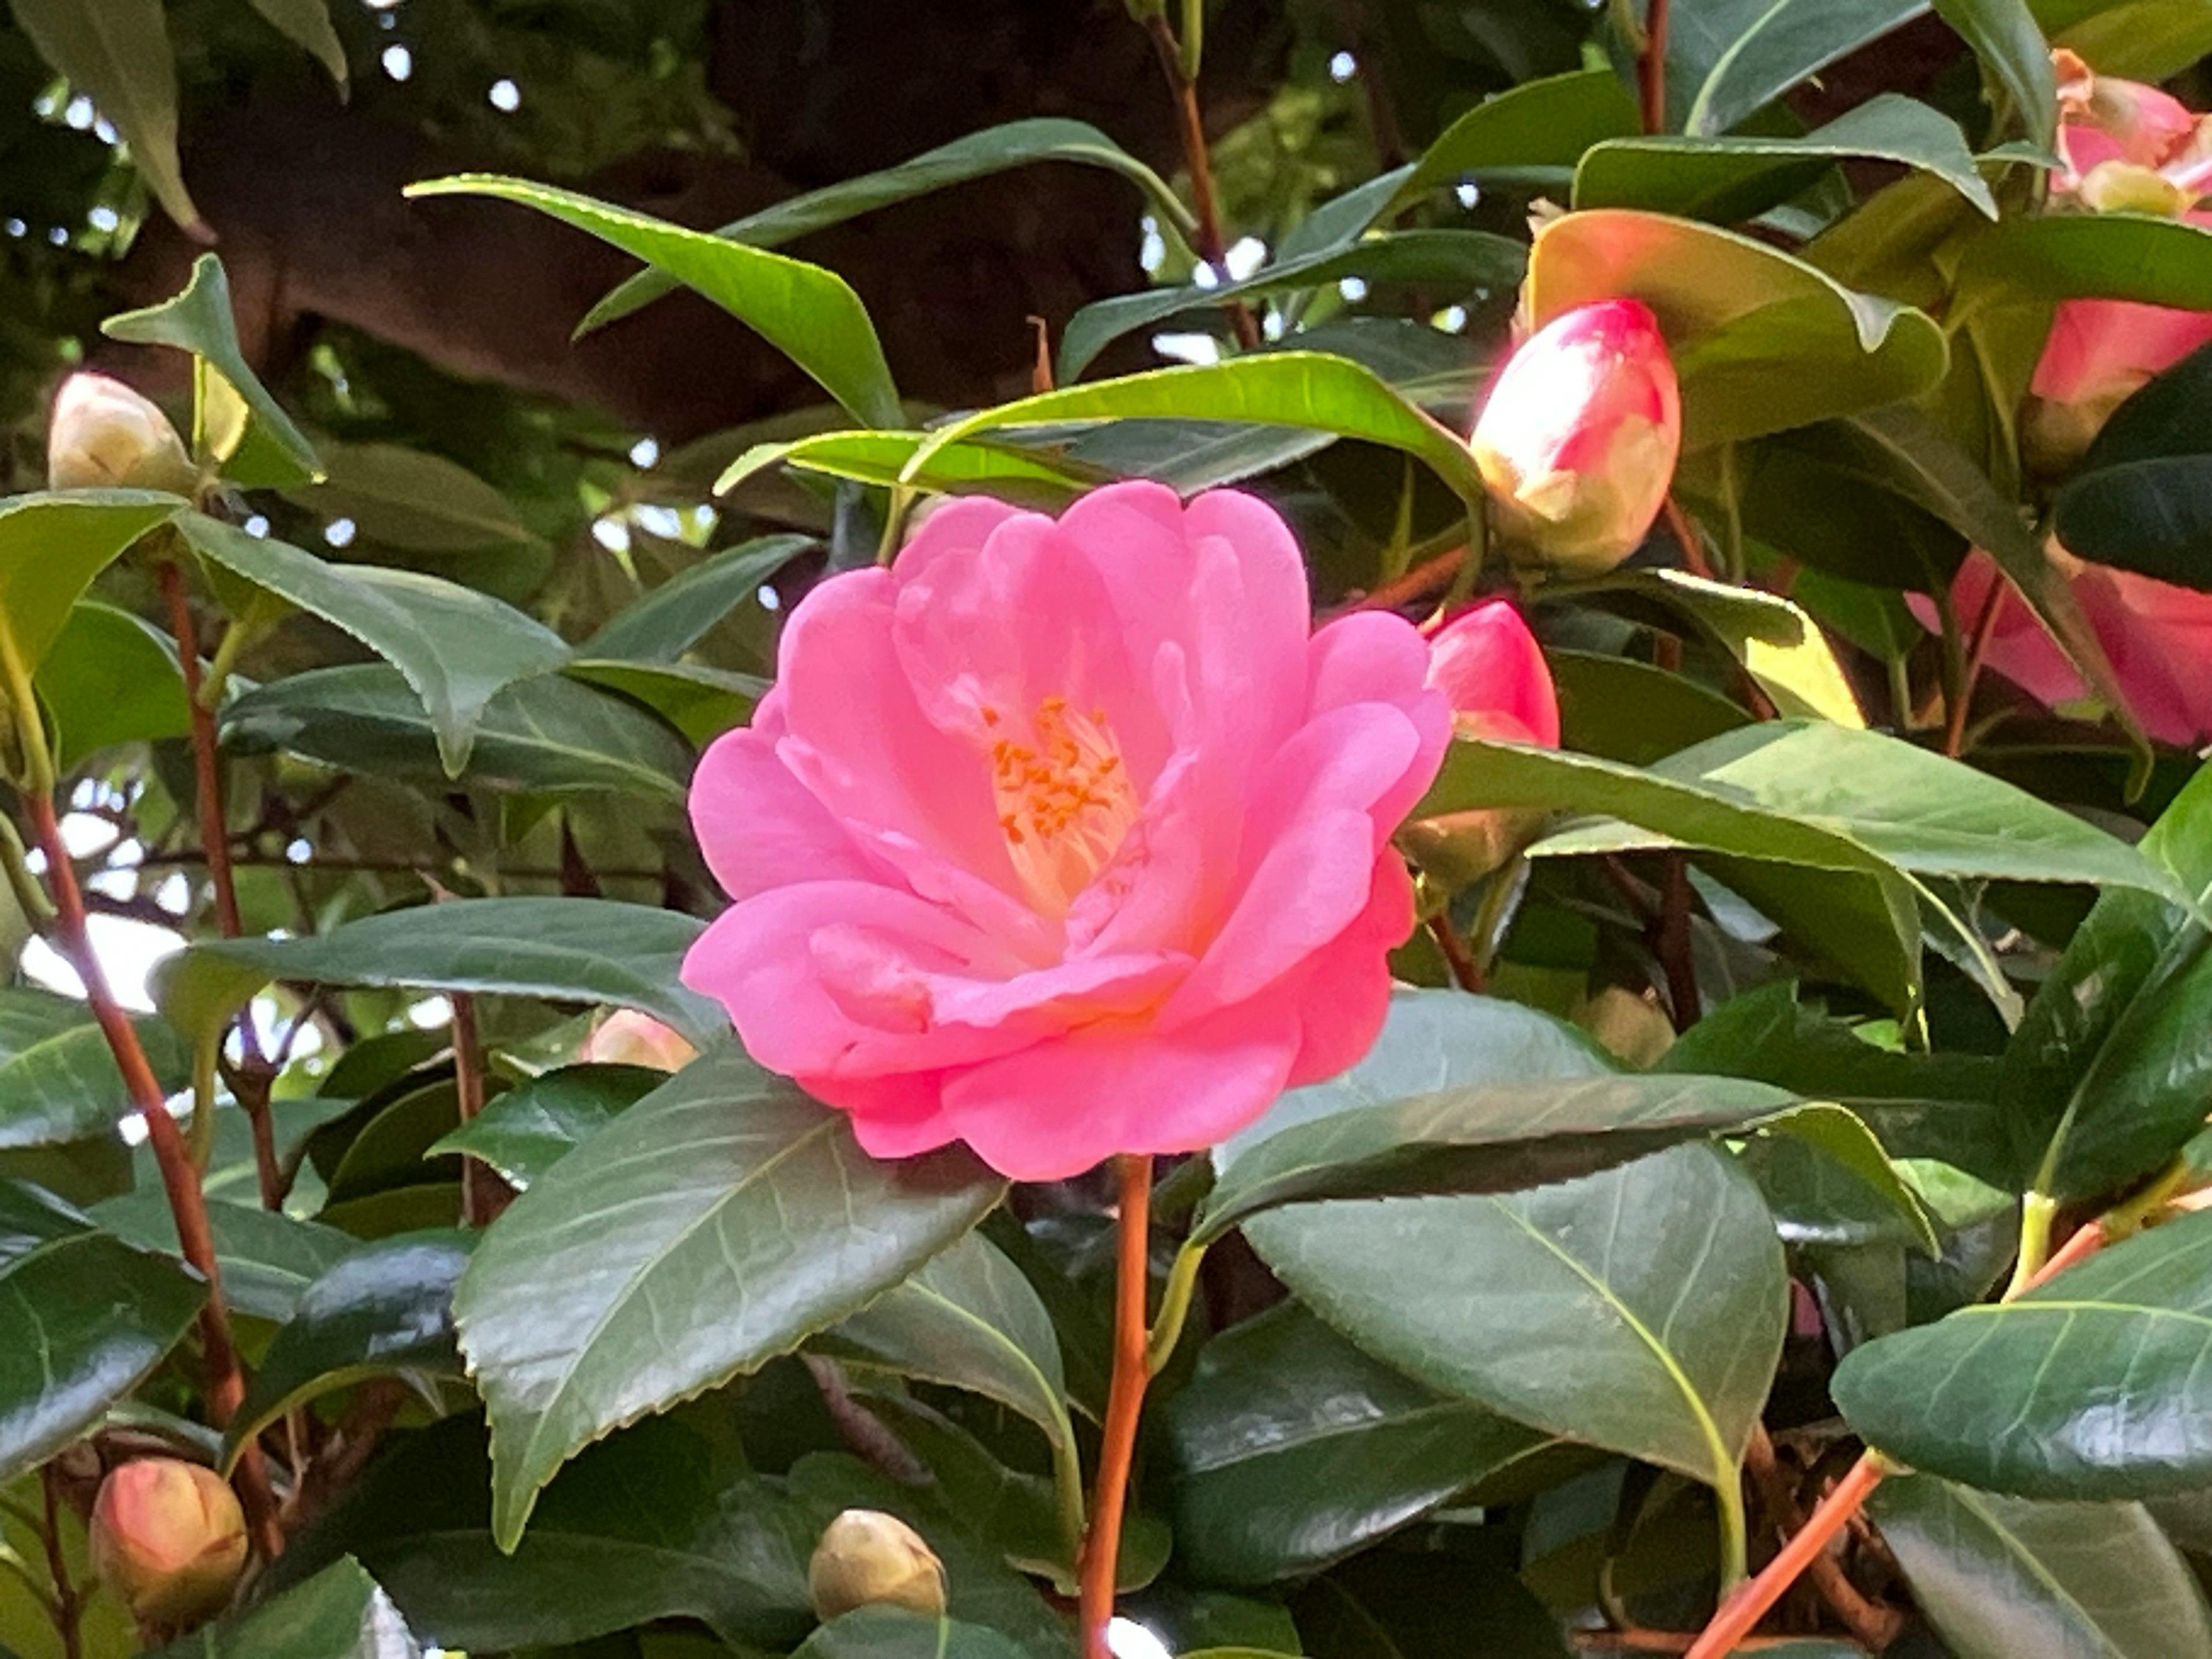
[1603,569,1865,725]
[245,0,346,85]
[718,430,1104,501]
[1957,212,2212,311]
[584,118,1194,333]
[176,512,570,774]
[0,492,184,684]
[188,897,722,1048]
[407,176,902,429]
[283,443,540,554]
[2044,0,2212,79]
[10,0,201,234]
[103,255,321,486]
[1527,210,1948,448]
[35,600,189,767]
[454,1047,1003,1546]
[580,535,810,662]
[150,1556,422,1657]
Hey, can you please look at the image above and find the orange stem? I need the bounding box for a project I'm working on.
[1079,1155,1154,1659]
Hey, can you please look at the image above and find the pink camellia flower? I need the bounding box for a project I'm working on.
[2053,48,2202,186]
[1468,298,1681,579]
[2025,285,2212,470]
[578,1009,698,1072]
[1424,601,1560,747]
[1926,551,2212,747]
[681,480,1467,1180]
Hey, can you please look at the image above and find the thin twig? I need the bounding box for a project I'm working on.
[1743,1427,1903,1649]
[1639,0,1673,134]
[1427,912,1486,993]
[448,993,509,1226]
[1079,1156,1154,1659]
[1662,497,1714,581]
[1142,13,1260,349]
[22,795,285,1560]
[1944,573,2010,758]
[1656,855,1699,1030]
[39,1467,80,1659]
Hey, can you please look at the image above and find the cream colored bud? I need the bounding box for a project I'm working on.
[808,1509,947,1622]
[47,373,196,495]
[577,1009,698,1073]
[89,1460,247,1630]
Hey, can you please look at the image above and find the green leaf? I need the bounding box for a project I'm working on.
[0,492,184,684]
[579,535,810,662]
[1600,568,1865,725]
[2001,759,2212,1199]
[0,987,187,1151]
[795,1607,1032,1659]
[1195,994,1797,1243]
[1673,0,1927,137]
[427,1063,664,1190]
[1247,1143,1787,1503]
[898,355,1487,508]
[1167,1302,1557,1584]
[222,662,695,801]
[188,896,721,1048]
[274,1414,819,1652]
[89,1191,355,1324]
[1836,1207,2212,1499]
[1577,94,1997,224]
[2044,0,2212,79]
[1931,0,2056,153]
[1550,650,1750,766]
[224,1231,472,1465]
[1058,230,1525,382]
[408,176,902,429]
[560,659,762,747]
[824,1233,1072,1490]
[9,0,201,235]
[454,1046,1003,1547]
[151,1556,421,1657]
[1527,210,1948,448]
[1957,212,2212,310]
[2054,342,2212,591]
[1870,1475,2212,1658]
[34,600,189,767]
[245,0,346,85]
[718,429,1101,503]
[283,443,540,554]
[176,512,569,775]
[1394,68,1641,203]
[0,1179,206,1482]
[583,118,1194,334]
[104,255,321,484]
[1739,1103,1941,1253]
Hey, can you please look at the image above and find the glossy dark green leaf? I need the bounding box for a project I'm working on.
[1671,0,1927,136]
[795,1606,1033,1659]
[1058,230,1525,381]
[1870,1475,2212,1658]
[35,601,190,767]
[0,987,188,1150]
[1837,1207,2212,1499]
[579,535,810,662]
[151,1556,421,1657]
[1394,67,1641,202]
[1738,1104,1940,1253]
[222,662,695,801]
[897,354,1488,508]
[1605,568,1865,725]
[1251,1143,1785,1527]
[454,1046,1004,1546]
[189,896,721,1048]
[1195,991,1796,1243]
[1527,210,1947,448]
[427,1063,664,1190]
[11,0,200,234]
[1549,649,1750,766]
[0,1179,206,1481]
[90,1190,355,1324]
[284,442,540,553]
[224,1231,472,1466]
[1958,212,2212,311]
[584,118,1191,333]
[560,658,762,747]
[1934,0,2056,150]
[410,176,902,428]
[2002,760,2212,1200]
[2054,341,2212,590]
[2043,0,2212,79]
[178,512,569,774]
[1168,1302,1556,1584]
[104,255,319,483]
[1577,95,1995,224]
[0,493,184,682]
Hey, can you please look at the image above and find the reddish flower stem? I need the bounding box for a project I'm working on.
[1685,1218,2110,1657]
[22,793,284,1560]
[1079,1154,1154,1659]
[1945,573,2011,758]
[1639,0,1673,134]
[39,1465,81,1659]
[1142,13,1260,349]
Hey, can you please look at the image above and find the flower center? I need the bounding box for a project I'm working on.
[984,695,1139,915]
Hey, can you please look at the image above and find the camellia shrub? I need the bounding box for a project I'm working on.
[9,3,2212,1657]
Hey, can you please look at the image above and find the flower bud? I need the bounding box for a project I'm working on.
[89,1460,247,1630]
[1424,601,1559,747]
[808,1509,946,1622]
[578,1009,698,1072]
[46,373,197,495]
[2055,48,2200,182]
[2077,159,2192,217]
[1469,298,1681,579]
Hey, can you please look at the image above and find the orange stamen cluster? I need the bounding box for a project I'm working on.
[983,695,1137,913]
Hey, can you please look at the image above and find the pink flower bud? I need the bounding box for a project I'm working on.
[2055,48,2200,184]
[1469,299,1681,578]
[89,1460,247,1630]
[577,1009,698,1072]
[1424,601,1559,747]
[46,373,196,495]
